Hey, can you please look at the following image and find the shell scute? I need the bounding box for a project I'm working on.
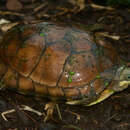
[30,40,71,86]
[3,68,17,89]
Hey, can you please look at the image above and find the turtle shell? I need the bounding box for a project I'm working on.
[0,22,121,104]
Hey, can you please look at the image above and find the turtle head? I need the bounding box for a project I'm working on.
[119,66,130,88]
[113,66,130,92]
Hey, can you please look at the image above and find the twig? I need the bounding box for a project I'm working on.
[96,32,120,40]
[1,105,45,121]
[1,22,19,32]
[65,109,81,121]
[20,105,45,116]
[1,109,15,121]
[90,3,114,10]
[56,104,62,120]
[0,11,24,16]
[104,113,117,124]
[34,3,48,13]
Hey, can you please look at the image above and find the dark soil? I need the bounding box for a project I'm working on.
[0,0,130,130]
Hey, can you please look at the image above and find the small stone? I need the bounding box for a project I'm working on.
[6,0,23,11]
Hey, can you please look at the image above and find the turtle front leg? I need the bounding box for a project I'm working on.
[44,102,62,122]
[44,102,55,122]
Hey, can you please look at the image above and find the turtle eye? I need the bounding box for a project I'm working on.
[125,74,130,80]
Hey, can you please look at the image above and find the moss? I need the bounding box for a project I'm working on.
[104,81,109,87]
[96,75,101,79]
[67,77,72,83]
[40,33,45,37]
[69,71,75,76]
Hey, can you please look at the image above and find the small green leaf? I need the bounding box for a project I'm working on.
[67,77,72,83]
[40,33,45,37]
[96,75,101,79]
[104,82,109,87]
[69,71,75,75]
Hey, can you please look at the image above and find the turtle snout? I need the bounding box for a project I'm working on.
[120,67,130,81]
[119,67,130,90]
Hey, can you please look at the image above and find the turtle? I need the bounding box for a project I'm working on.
[0,22,129,121]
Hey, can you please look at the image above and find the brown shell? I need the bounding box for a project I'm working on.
[0,22,121,103]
